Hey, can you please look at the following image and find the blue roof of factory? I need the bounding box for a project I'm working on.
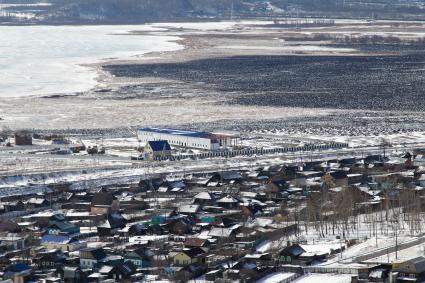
[139,127,210,139]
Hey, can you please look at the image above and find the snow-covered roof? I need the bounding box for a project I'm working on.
[179,204,200,214]
[208,227,234,238]
[292,273,352,283]
[194,192,213,200]
[256,272,295,283]
[139,127,211,139]
[217,195,239,203]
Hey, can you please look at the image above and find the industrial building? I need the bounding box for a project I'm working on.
[137,128,239,151]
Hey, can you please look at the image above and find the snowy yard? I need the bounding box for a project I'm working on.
[256,272,296,283]
[292,273,353,283]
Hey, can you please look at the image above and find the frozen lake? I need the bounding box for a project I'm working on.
[0,25,181,97]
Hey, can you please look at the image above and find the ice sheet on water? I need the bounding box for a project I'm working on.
[0,25,181,97]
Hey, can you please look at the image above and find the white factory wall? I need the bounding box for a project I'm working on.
[137,130,218,150]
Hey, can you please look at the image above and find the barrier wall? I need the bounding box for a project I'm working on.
[153,143,349,161]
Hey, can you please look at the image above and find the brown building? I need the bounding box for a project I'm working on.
[90,192,119,215]
[321,171,348,188]
[14,131,32,145]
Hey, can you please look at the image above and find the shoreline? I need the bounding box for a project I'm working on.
[3,15,425,27]
[1,20,425,132]
[0,24,183,99]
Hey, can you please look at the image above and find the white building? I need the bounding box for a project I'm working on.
[137,128,214,150]
[210,131,241,148]
[137,127,240,151]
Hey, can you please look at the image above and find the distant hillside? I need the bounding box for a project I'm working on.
[1,0,425,24]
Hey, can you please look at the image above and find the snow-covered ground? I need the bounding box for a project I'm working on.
[292,273,352,283]
[0,97,336,130]
[256,272,296,283]
[364,243,425,264]
[255,206,425,268]
[253,129,425,149]
[216,45,357,53]
[150,20,273,31]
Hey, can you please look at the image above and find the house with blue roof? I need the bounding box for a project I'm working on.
[41,234,86,252]
[3,262,32,282]
[144,140,172,160]
[47,220,80,236]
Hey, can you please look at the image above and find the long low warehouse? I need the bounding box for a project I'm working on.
[137,127,239,151]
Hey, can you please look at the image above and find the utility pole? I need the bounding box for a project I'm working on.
[395,222,398,260]
[230,0,234,20]
[375,221,378,247]
[387,248,389,263]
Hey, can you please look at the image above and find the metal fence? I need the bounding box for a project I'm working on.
[153,142,349,161]
[279,273,302,283]
[0,204,61,220]
[303,266,358,275]
[352,236,425,263]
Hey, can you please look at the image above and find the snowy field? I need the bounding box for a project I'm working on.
[256,272,296,283]
[292,273,352,283]
[256,206,425,268]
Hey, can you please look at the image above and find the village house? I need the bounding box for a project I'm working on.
[90,192,120,215]
[167,217,193,235]
[2,262,32,283]
[46,221,79,236]
[119,198,149,213]
[23,198,49,210]
[60,266,85,283]
[394,256,425,283]
[244,252,272,265]
[172,247,206,266]
[123,247,153,268]
[209,171,243,184]
[279,165,299,180]
[184,238,210,251]
[98,262,137,282]
[0,220,21,233]
[41,234,86,252]
[357,264,391,282]
[208,226,238,242]
[193,192,216,205]
[265,179,289,198]
[278,243,306,265]
[144,140,172,160]
[321,171,348,188]
[79,247,108,269]
[0,234,27,253]
[97,213,127,236]
[35,249,67,269]
[216,195,240,209]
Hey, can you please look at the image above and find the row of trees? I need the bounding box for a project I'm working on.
[283,184,425,241]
